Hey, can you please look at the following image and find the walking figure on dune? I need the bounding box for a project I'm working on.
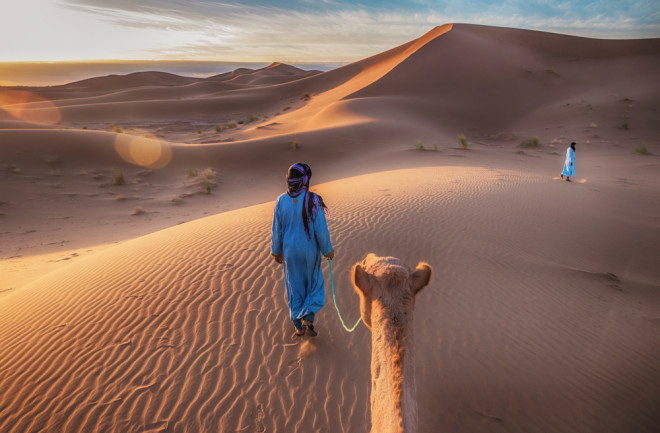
[561,142,576,181]
[271,163,334,338]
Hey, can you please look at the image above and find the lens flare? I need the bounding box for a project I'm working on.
[0,90,62,124]
[114,132,172,169]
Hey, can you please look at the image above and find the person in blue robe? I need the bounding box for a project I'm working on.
[561,142,576,181]
[271,163,334,337]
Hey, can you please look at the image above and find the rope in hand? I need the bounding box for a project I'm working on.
[328,259,362,332]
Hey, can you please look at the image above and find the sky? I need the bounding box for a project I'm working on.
[1,0,659,63]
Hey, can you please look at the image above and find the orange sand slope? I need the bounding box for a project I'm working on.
[1,23,660,432]
[1,167,659,433]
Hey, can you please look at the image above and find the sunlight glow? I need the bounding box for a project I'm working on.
[114,132,172,168]
[0,90,62,124]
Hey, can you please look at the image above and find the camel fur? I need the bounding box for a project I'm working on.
[351,254,432,433]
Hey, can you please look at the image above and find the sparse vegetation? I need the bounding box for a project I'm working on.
[185,167,217,194]
[246,114,259,124]
[82,126,88,130]
[457,134,468,150]
[415,140,424,150]
[171,195,183,204]
[238,120,244,125]
[519,137,540,148]
[110,124,124,134]
[215,124,225,132]
[227,121,237,129]
[433,144,438,151]
[112,169,126,185]
[635,145,649,155]
[301,92,310,101]
[622,121,629,130]
[115,195,126,201]
[291,140,300,150]
[283,106,291,111]
[132,206,144,215]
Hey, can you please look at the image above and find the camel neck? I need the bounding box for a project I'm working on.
[369,310,418,433]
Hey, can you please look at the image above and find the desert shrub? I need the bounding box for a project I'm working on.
[433,144,438,151]
[132,206,144,215]
[291,141,300,150]
[215,124,225,132]
[198,168,216,180]
[113,169,126,185]
[519,137,540,148]
[246,114,259,124]
[238,120,244,125]
[184,168,217,194]
[622,122,629,130]
[172,195,183,204]
[283,106,291,111]
[301,92,310,101]
[110,124,124,134]
[415,140,424,150]
[457,134,468,150]
[635,145,649,155]
[227,121,237,128]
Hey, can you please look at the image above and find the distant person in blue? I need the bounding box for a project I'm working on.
[271,163,334,338]
[561,142,576,181]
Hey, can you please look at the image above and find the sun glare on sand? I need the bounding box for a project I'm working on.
[0,89,62,124]
[114,132,173,168]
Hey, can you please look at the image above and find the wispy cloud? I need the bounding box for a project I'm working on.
[5,0,659,62]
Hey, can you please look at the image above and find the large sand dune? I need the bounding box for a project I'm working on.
[1,23,660,432]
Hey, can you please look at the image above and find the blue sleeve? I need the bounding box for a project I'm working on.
[314,208,333,256]
[271,199,283,255]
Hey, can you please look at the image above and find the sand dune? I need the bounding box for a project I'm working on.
[2,167,659,432]
[1,23,660,432]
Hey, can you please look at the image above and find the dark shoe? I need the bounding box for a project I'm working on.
[302,319,317,337]
[566,177,571,182]
[560,174,564,179]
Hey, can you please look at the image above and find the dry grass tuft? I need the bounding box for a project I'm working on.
[110,124,124,134]
[519,137,540,148]
[457,134,468,150]
[113,169,126,185]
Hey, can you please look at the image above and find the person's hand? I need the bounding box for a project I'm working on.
[325,249,335,261]
[272,253,283,264]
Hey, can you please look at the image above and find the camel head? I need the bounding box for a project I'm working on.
[351,254,432,330]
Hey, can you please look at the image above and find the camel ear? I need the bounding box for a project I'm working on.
[351,263,372,299]
[411,262,432,294]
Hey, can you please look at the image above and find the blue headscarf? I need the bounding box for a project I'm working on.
[286,163,328,240]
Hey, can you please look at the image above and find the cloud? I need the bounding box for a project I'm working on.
[47,1,660,61]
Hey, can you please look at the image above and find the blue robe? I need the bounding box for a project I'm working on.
[562,147,575,177]
[271,191,333,322]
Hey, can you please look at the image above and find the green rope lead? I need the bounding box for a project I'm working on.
[328,259,362,332]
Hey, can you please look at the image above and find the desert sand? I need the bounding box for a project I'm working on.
[1,24,659,432]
